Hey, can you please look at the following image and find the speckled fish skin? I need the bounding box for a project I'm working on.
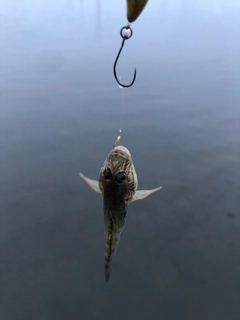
[99,147,137,281]
[80,146,161,282]
[99,146,138,203]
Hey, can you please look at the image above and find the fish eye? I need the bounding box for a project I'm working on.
[115,172,126,184]
[103,168,112,179]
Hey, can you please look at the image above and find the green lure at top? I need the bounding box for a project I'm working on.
[126,0,149,23]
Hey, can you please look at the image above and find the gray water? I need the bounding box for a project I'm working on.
[1,0,240,319]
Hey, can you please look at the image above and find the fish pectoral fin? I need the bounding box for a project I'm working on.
[79,173,102,195]
[130,187,162,202]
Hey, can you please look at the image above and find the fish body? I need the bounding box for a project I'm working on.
[80,146,161,281]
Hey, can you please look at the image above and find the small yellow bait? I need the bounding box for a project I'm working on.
[113,133,122,148]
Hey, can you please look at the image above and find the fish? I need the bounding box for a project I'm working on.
[80,145,162,281]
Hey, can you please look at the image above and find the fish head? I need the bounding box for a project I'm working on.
[99,146,138,203]
[80,145,162,203]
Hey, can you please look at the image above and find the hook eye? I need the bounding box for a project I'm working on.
[120,26,133,40]
[115,172,126,184]
[103,168,112,180]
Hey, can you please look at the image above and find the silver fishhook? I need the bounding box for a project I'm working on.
[113,26,136,88]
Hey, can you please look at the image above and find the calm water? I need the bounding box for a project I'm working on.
[1,0,240,319]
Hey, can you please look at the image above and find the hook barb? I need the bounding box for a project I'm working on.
[113,27,136,88]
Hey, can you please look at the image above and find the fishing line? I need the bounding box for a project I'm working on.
[113,84,124,148]
[112,1,148,148]
[112,22,133,149]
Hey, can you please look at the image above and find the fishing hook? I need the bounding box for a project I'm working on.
[113,26,136,88]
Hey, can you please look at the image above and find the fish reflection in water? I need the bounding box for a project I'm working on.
[80,145,162,281]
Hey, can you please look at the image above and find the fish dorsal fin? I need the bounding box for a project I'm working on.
[130,187,162,202]
[79,173,102,195]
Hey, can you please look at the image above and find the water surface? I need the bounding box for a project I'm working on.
[1,1,240,319]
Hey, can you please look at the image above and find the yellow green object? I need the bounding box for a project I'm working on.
[126,0,149,23]
[113,134,122,148]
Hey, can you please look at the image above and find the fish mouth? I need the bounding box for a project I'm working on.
[113,145,131,157]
